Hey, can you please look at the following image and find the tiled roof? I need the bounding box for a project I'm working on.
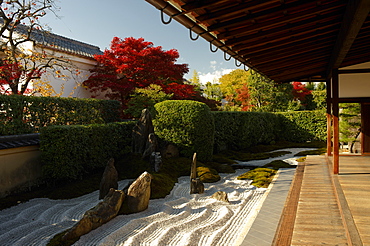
[1,20,103,58]
[28,29,104,58]
[0,133,40,150]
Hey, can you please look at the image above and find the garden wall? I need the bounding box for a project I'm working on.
[0,145,41,198]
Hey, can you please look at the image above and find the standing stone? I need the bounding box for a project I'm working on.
[62,188,125,241]
[99,158,118,199]
[211,191,229,203]
[190,153,204,194]
[120,171,152,214]
[191,178,205,194]
[132,108,154,154]
[143,133,158,159]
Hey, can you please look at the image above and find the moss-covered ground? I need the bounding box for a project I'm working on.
[0,140,326,211]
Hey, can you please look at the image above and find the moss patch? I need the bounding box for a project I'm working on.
[197,166,221,183]
[219,150,291,162]
[296,157,306,162]
[203,161,235,173]
[263,160,296,169]
[237,168,277,188]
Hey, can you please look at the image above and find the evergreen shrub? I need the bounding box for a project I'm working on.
[277,110,326,142]
[40,121,135,181]
[212,111,279,152]
[153,100,215,162]
[0,94,121,135]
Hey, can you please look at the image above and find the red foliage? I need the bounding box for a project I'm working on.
[236,84,252,111]
[0,60,42,94]
[83,37,189,103]
[292,81,311,101]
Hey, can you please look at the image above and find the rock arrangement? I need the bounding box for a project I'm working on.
[99,158,118,199]
[62,188,125,241]
[190,153,204,194]
[58,171,152,243]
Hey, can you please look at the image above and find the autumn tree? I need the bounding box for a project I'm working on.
[83,37,191,106]
[219,69,249,106]
[0,0,75,95]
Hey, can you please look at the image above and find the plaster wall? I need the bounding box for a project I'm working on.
[339,62,370,98]
[0,146,42,198]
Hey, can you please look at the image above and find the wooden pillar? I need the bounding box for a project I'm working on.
[326,79,332,156]
[332,69,339,174]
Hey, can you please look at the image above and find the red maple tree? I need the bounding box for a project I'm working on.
[292,81,311,102]
[83,37,191,105]
[235,84,252,111]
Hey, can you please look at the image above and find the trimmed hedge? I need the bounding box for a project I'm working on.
[277,110,327,142]
[212,111,278,152]
[0,95,121,135]
[40,121,136,180]
[212,110,326,153]
[153,100,215,162]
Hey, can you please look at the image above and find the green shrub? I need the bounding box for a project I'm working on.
[212,111,278,152]
[153,100,215,161]
[0,94,121,135]
[277,110,326,142]
[40,121,135,181]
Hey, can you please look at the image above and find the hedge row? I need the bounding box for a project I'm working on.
[0,95,121,136]
[40,121,136,180]
[212,110,327,152]
[212,111,278,152]
[278,110,327,142]
[153,100,215,162]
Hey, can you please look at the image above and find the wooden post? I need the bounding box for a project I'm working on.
[326,79,332,156]
[332,69,339,174]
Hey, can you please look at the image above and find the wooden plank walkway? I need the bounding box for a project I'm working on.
[337,156,370,245]
[273,156,351,245]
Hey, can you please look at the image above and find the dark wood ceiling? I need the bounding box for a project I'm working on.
[145,0,370,83]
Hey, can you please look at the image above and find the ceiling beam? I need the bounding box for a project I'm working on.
[325,0,370,79]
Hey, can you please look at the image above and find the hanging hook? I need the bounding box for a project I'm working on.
[189,27,199,41]
[244,64,249,71]
[224,52,231,61]
[210,40,218,53]
[160,4,172,25]
[235,58,242,67]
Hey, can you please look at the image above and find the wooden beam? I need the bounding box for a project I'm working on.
[332,69,339,174]
[326,79,332,156]
[216,1,343,39]
[326,0,370,79]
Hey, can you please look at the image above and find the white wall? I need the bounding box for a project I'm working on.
[339,62,370,98]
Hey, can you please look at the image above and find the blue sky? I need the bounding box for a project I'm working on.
[42,0,237,83]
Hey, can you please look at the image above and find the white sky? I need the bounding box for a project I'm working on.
[41,0,238,84]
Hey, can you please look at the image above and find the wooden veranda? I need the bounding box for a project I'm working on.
[144,0,370,174]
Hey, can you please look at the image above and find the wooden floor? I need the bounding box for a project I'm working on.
[337,156,370,245]
[273,155,370,246]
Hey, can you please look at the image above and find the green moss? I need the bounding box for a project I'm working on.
[237,168,277,188]
[197,166,221,183]
[150,173,177,199]
[203,161,235,173]
[296,157,306,162]
[212,154,237,165]
[263,160,296,169]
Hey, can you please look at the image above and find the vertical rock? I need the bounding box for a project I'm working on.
[99,158,118,199]
[132,108,154,154]
[190,153,204,194]
[120,171,152,214]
